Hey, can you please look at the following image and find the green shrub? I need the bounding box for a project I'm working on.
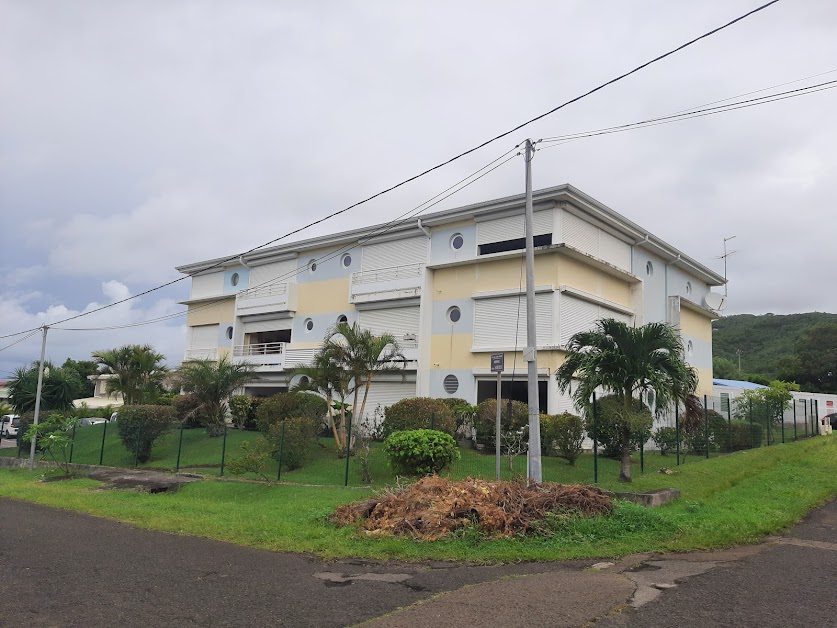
[256,392,327,433]
[590,395,653,458]
[268,416,316,471]
[116,405,176,463]
[172,394,207,428]
[652,426,680,455]
[245,397,263,431]
[229,395,252,430]
[382,397,456,438]
[225,437,273,480]
[540,412,585,465]
[16,411,61,452]
[473,398,528,451]
[383,429,460,476]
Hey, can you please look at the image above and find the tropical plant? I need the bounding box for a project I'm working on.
[28,414,78,474]
[556,319,697,482]
[229,395,252,430]
[590,394,654,459]
[115,405,175,463]
[226,437,274,481]
[320,322,404,450]
[383,429,459,476]
[61,358,98,397]
[652,426,680,456]
[7,362,84,412]
[92,344,168,405]
[177,356,260,436]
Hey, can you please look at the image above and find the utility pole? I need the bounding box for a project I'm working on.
[736,348,743,372]
[720,235,737,298]
[28,325,49,470]
[523,138,542,483]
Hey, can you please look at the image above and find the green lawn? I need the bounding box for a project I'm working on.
[1,436,835,562]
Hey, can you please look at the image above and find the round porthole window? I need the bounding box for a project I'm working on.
[304,318,314,332]
[299,376,310,387]
[337,314,348,324]
[308,260,317,273]
[450,233,464,250]
[443,374,459,394]
[226,326,233,340]
[686,281,692,295]
[231,272,240,286]
[447,306,461,323]
[646,261,654,276]
[341,254,352,268]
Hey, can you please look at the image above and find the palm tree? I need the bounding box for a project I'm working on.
[178,356,260,435]
[555,319,697,482]
[291,345,355,452]
[7,362,84,412]
[92,344,167,405]
[321,322,404,442]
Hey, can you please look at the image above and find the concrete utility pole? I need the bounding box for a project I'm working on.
[28,325,49,470]
[523,139,542,483]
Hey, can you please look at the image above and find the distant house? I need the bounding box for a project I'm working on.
[72,374,124,409]
[713,378,836,426]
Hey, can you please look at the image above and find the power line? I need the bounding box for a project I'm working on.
[0,329,41,354]
[52,148,522,332]
[1,0,780,337]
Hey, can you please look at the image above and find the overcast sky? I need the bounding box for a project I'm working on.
[1,0,836,376]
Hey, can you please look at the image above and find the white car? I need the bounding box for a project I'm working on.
[1,414,20,437]
[79,417,107,427]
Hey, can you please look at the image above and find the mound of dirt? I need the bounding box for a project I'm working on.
[332,476,613,540]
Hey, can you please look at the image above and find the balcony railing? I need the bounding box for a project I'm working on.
[184,348,218,361]
[237,282,288,301]
[233,342,285,356]
[351,263,423,285]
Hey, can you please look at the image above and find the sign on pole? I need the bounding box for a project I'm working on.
[491,353,504,480]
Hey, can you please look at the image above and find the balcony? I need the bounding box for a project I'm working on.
[184,348,218,361]
[350,263,423,305]
[231,342,317,371]
[235,282,297,317]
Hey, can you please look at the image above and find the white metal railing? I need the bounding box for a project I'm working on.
[233,342,285,356]
[184,348,218,361]
[236,282,288,301]
[351,263,423,285]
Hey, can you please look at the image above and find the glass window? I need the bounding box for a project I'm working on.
[646,261,654,276]
[450,234,464,250]
[342,254,352,268]
[447,306,461,323]
[304,318,314,332]
[231,272,240,286]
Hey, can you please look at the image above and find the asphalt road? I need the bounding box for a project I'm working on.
[1,494,836,627]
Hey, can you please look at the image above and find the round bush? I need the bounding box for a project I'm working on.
[256,392,327,433]
[116,405,176,463]
[383,429,460,476]
[382,397,456,438]
[473,398,528,450]
[269,416,316,471]
[540,412,585,465]
[589,395,652,458]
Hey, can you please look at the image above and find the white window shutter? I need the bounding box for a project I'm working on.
[358,307,420,336]
[361,237,427,271]
[190,324,219,349]
[476,211,552,245]
[474,293,553,348]
[249,260,297,287]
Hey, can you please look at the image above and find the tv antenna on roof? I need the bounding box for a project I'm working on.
[716,235,738,298]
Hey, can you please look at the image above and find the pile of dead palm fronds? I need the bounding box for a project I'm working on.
[331,476,613,540]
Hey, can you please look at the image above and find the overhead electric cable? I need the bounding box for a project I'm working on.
[0,0,778,337]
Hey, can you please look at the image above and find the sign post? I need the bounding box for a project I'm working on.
[491,353,504,481]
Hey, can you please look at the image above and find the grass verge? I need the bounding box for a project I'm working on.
[0,436,835,562]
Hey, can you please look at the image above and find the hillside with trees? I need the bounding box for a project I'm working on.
[712,312,837,393]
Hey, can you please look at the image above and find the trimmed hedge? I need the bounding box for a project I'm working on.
[382,397,456,438]
[383,429,460,476]
[256,392,327,433]
[116,405,176,463]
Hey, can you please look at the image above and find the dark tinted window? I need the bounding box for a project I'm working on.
[478,233,552,255]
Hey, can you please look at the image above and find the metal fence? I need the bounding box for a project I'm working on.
[3,395,825,488]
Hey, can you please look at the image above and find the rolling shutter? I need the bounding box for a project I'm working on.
[361,237,427,271]
[476,211,552,245]
[249,259,297,287]
[559,294,634,346]
[358,382,416,423]
[358,307,420,337]
[242,319,292,334]
[598,231,631,271]
[562,211,631,272]
[190,324,219,349]
[190,272,223,299]
[473,293,553,348]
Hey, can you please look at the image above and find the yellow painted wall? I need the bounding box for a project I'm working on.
[429,333,567,372]
[296,278,351,314]
[680,307,713,342]
[695,367,713,396]
[186,298,235,326]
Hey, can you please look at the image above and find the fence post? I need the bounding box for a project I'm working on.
[69,424,76,464]
[749,398,754,448]
[675,403,680,466]
[220,425,228,477]
[726,400,732,454]
[592,393,598,484]
[99,421,108,466]
[803,399,808,437]
[814,399,819,435]
[766,400,771,446]
[780,400,785,444]
[704,394,709,460]
[277,420,286,482]
[134,424,143,468]
[431,411,436,431]
[175,424,185,472]
[344,412,353,487]
[793,400,797,441]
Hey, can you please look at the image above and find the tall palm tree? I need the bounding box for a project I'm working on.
[291,345,355,452]
[7,362,83,412]
[92,344,167,405]
[178,356,260,435]
[321,322,404,439]
[555,319,697,482]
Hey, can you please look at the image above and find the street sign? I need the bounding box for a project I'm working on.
[490,353,504,373]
